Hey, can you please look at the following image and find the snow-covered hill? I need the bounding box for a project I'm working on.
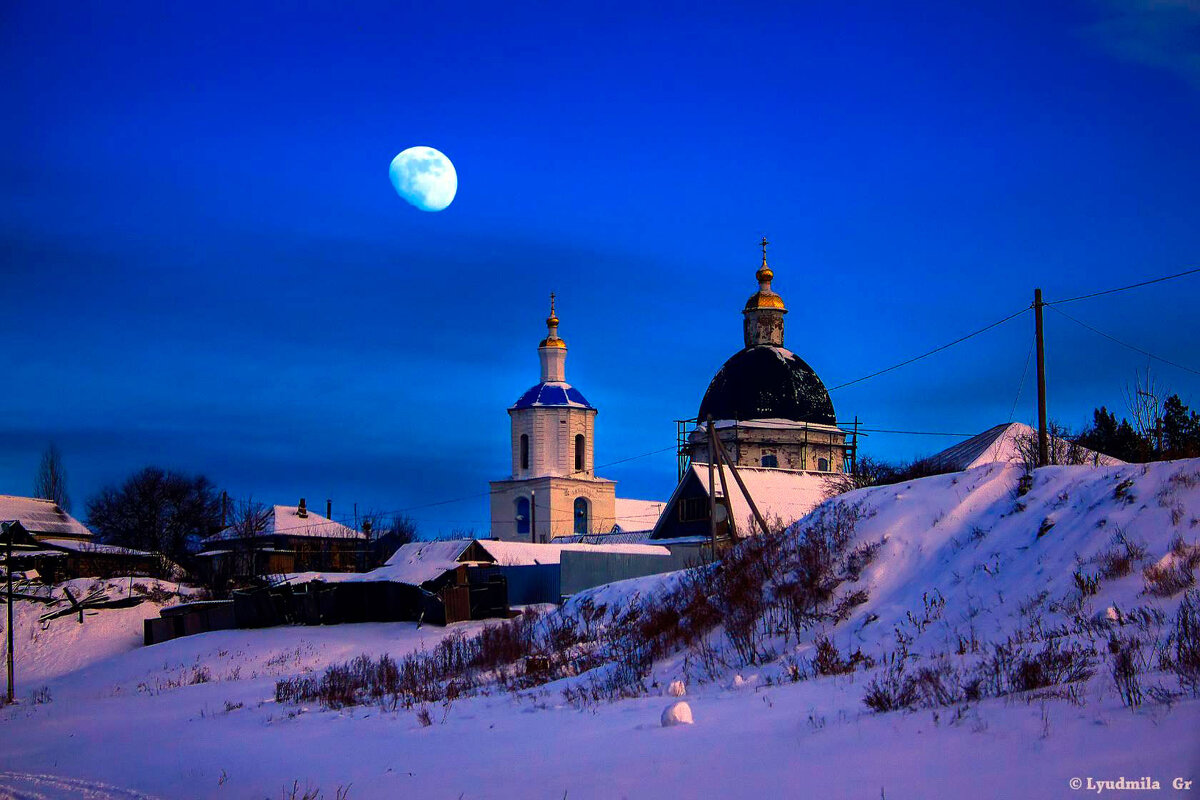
[1,460,1197,799]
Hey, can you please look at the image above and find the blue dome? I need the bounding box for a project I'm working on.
[513,381,594,410]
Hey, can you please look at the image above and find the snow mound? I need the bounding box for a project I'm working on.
[667,679,686,697]
[661,700,693,726]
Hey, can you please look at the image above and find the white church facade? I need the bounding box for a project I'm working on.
[489,296,617,542]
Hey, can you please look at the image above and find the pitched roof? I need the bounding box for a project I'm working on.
[658,464,847,537]
[613,498,667,533]
[922,422,1124,472]
[206,505,365,542]
[0,495,93,539]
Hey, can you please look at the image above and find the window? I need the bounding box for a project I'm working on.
[573,497,589,535]
[515,497,530,535]
[575,433,585,472]
[761,454,778,468]
[818,458,829,472]
[520,434,529,470]
[680,497,709,522]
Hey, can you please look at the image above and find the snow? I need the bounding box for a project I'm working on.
[613,498,667,532]
[1,460,1198,798]
[924,421,1123,471]
[206,505,364,543]
[0,495,94,539]
[479,539,670,565]
[667,679,686,697]
[682,462,846,533]
[660,700,693,726]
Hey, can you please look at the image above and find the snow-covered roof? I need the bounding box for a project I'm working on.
[680,463,848,533]
[207,505,365,543]
[39,538,155,557]
[478,539,669,566]
[922,422,1123,472]
[0,496,93,539]
[376,539,476,585]
[613,498,666,533]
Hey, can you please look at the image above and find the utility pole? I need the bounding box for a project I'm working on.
[1034,288,1048,468]
[6,522,14,704]
[706,418,717,562]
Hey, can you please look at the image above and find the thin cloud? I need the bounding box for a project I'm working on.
[1084,0,1200,89]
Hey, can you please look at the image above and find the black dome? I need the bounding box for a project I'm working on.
[697,345,836,425]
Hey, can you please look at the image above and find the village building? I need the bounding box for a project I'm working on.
[921,421,1124,471]
[197,499,365,580]
[490,296,663,542]
[0,495,159,580]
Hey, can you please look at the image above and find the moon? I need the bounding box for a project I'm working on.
[389,146,457,212]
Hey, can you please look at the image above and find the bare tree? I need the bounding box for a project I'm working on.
[33,443,70,512]
[227,497,270,579]
[1125,367,1166,450]
[1013,421,1095,468]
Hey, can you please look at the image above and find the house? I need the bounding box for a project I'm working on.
[921,422,1124,472]
[0,495,160,580]
[197,498,366,580]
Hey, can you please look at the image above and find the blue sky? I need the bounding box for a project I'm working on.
[2,1,1198,535]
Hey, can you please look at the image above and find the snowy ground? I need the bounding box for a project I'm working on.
[2,461,1199,798]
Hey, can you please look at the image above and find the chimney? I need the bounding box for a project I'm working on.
[326,499,332,519]
[298,498,308,518]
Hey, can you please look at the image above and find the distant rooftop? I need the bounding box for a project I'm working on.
[0,495,93,539]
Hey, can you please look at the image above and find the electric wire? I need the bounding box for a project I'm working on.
[1048,266,1200,306]
[828,306,1030,391]
[1047,305,1200,377]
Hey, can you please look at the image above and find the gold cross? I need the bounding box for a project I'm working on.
[550,292,556,316]
[760,236,769,262]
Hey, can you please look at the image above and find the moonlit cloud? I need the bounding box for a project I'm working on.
[1084,0,1200,89]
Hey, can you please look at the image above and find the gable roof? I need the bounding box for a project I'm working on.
[0,495,93,539]
[654,464,848,538]
[206,505,365,543]
[613,498,667,533]
[922,422,1124,472]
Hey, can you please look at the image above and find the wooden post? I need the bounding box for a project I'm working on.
[7,524,15,703]
[1034,288,1048,467]
[706,418,718,561]
[712,432,772,536]
[708,420,738,542]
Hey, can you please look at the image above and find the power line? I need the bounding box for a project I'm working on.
[854,428,978,437]
[828,305,1030,391]
[1047,305,1200,377]
[1048,266,1200,306]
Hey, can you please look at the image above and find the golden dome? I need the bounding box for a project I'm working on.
[756,264,773,283]
[744,291,786,311]
[546,313,559,327]
[539,336,567,349]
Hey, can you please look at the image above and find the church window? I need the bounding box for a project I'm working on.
[573,497,589,535]
[818,457,829,472]
[761,454,778,468]
[515,497,530,535]
[520,434,529,470]
[575,434,585,472]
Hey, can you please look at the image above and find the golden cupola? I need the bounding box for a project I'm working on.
[539,292,566,350]
[743,237,788,348]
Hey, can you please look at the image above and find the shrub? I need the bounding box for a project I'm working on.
[1108,636,1144,708]
[1167,590,1200,696]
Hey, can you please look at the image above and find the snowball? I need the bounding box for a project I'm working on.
[667,680,686,697]
[661,701,693,727]
[732,674,747,688]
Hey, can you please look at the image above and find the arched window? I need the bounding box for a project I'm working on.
[761,454,778,468]
[520,434,529,470]
[573,497,589,535]
[575,433,585,472]
[818,457,829,472]
[515,497,530,535]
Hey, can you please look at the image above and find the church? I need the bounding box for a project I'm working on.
[652,239,852,541]
[488,296,619,542]
[490,240,852,544]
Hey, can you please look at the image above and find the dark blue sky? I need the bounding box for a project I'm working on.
[3,1,1198,535]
